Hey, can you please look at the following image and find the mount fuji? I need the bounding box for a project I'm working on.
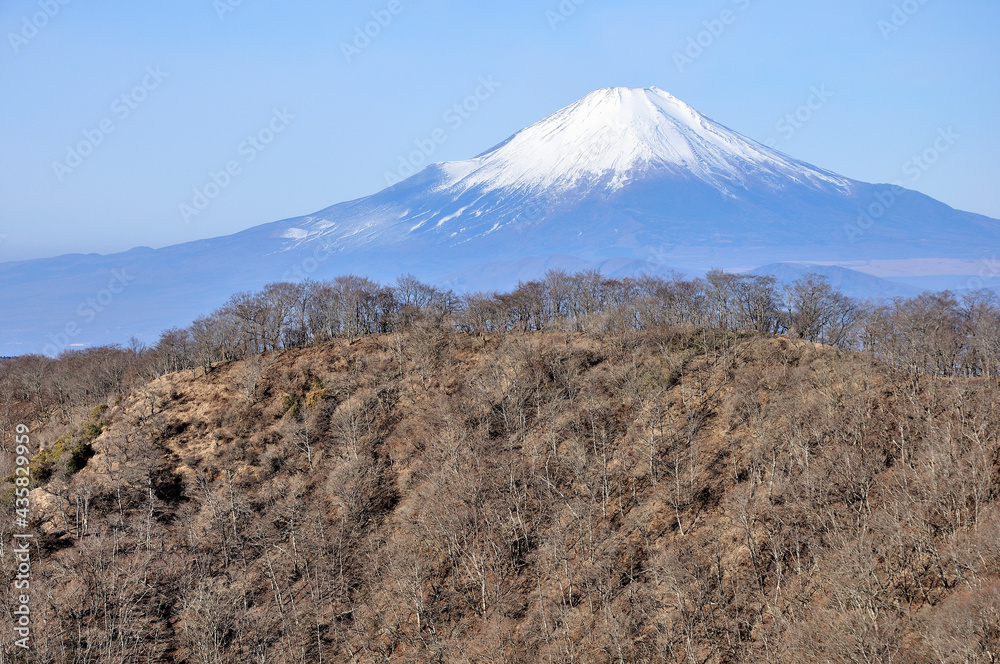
[4,87,999,355]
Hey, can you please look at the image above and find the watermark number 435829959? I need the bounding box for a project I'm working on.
[12,424,35,651]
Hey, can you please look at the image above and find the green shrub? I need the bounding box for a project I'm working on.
[306,387,331,409]
[31,431,93,477]
[282,393,302,416]
[64,441,95,473]
[21,403,107,485]
[30,463,52,483]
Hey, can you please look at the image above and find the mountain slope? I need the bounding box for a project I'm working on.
[9,330,1000,662]
[3,87,999,354]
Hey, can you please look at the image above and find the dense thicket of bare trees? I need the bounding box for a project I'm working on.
[251,270,991,377]
[18,269,988,390]
[2,271,1000,663]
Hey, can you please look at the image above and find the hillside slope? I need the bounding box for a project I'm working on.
[4,328,1000,662]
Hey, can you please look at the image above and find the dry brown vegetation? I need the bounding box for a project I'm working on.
[2,315,1000,662]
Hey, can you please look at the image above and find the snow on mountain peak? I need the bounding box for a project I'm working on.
[440,86,850,195]
[285,86,858,255]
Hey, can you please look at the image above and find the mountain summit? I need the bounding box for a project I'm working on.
[3,87,999,354]
[438,86,848,196]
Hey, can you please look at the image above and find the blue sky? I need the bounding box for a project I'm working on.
[1,0,998,261]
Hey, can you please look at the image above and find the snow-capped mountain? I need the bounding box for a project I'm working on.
[433,87,848,196]
[3,87,998,354]
[269,86,996,271]
[274,87,855,256]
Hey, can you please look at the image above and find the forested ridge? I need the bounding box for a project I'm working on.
[1,270,999,663]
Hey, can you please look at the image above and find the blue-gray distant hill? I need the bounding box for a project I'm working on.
[749,264,923,301]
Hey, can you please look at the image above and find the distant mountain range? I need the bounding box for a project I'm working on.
[749,263,922,300]
[3,86,997,355]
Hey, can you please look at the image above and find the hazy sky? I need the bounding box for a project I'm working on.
[2,0,998,261]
